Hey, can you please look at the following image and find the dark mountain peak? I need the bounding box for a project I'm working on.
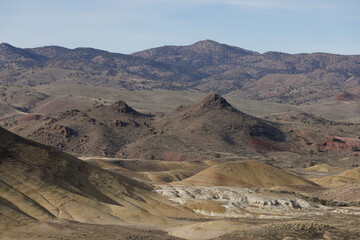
[0,43,46,64]
[204,93,223,102]
[132,40,257,70]
[28,45,72,58]
[189,40,257,56]
[0,43,22,53]
[111,100,139,114]
[191,40,221,47]
[172,93,240,117]
[0,42,15,49]
[196,93,236,111]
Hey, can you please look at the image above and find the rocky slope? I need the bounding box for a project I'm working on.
[8,93,289,159]
[10,100,154,157]
[0,42,198,90]
[133,40,360,94]
[1,40,359,97]
[119,93,287,160]
[156,185,320,218]
[6,92,360,168]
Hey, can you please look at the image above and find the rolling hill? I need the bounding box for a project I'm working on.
[173,161,317,188]
[119,93,286,160]
[309,167,360,187]
[8,93,289,159]
[9,100,154,157]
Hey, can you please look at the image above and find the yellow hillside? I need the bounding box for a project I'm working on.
[306,164,344,173]
[0,127,197,230]
[310,167,360,187]
[338,167,360,179]
[175,161,317,188]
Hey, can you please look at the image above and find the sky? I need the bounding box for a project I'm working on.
[1,0,359,54]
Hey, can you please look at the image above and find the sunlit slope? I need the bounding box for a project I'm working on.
[310,167,360,187]
[175,161,317,188]
[0,127,195,230]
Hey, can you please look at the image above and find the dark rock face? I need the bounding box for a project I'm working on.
[197,93,235,111]
[249,124,285,142]
[112,101,137,114]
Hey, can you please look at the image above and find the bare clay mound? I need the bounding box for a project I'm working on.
[0,127,196,233]
[174,161,317,189]
[309,167,360,187]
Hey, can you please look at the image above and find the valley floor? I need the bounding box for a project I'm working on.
[3,157,359,240]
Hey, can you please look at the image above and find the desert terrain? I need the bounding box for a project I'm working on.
[1,41,360,239]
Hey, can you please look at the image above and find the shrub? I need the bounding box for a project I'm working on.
[309,150,314,156]
[352,146,360,152]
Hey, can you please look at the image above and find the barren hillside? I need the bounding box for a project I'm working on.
[1,40,359,97]
[0,126,197,236]
[7,94,289,160]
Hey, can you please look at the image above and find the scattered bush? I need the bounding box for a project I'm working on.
[309,150,314,156]
[352,146,360,152]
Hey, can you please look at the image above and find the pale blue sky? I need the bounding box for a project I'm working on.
[1,0,359,54]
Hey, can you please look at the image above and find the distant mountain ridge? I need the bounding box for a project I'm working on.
[1,40,360,97]
[132,40,258,68]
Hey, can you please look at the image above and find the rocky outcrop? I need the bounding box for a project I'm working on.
[156,185,321,217]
